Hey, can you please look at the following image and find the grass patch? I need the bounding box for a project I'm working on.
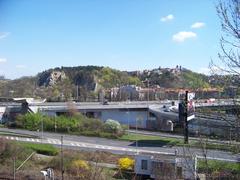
[119,133,240,152]
[118,133,182,147]
[18,142,58,156]
[189,141,240,153]
[198,160,240,174]
[0,131,37,138]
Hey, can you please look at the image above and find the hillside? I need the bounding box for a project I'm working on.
[136,67,210,89]
[0,65,220,101]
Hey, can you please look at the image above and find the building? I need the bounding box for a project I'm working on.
[135,153,196,179]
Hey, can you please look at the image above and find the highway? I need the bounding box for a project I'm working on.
[0,128,239,162]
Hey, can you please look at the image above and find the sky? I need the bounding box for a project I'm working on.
[0,0,223,79]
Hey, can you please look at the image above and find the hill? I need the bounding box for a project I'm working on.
[0,65,222,101]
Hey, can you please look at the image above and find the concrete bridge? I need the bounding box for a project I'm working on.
[0,98,238,137]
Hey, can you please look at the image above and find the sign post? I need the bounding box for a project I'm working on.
[178,91,195,144]
[184,91,189,144]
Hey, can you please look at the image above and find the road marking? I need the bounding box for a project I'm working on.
[31,138,35,142]
[6,136,9,139]
[51,140,57,144]
[95,145,105,149]
[105,146,112,150]
[81,143,87,147]
[26,138,30,142]
[10,137,14,140]
[36,139,40,143]
[70,142,75,146]
[16,137,19,141]
[55,140,61,144]
[119,148,126,151]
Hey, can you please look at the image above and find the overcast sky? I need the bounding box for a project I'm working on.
[0,0,222,79]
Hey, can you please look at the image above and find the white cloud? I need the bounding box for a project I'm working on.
[191,22,205,29]
[0,58,7,63]
[0,32,10,39]
[16,65,26,69]
[161,14,174,22]
[172,31,197,42]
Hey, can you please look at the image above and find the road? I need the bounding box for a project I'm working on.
[127,130,240,145]
[0,128,239,162]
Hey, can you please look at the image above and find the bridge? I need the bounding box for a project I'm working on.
[0,98,238,137]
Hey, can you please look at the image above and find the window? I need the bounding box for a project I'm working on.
[141,160,148,170]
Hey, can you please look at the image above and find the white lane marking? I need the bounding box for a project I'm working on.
[26,138,30,142]
[6,136,9,139]
[95,145,105,149]
[105,146,112,150]
[16,137,19,141]
[51,140,57,144]
[81,143,87,147]
[120,148,127,151]
[47,139,53,144]
[55,140,61,144]
[10,137,14,140]
[36,139,40,143]
[31,138,35,142]
[70,142,75,146]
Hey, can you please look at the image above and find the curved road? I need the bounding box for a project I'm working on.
[0,128,239,162]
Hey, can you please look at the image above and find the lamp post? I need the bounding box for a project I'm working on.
[38,108,44,142]
[136,117,139,153]
[147,79,149,104]
[126,111,129,135]
[41,117,43,141]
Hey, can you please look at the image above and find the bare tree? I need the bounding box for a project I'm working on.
[210,0,240,143]
[214,0,240,74]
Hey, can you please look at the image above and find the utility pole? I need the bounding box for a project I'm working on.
[147,79,149,104]
[61,136,64,180]
[41,118,43,140]
[13,157,16,180]
[136,117,138,153]
[184,91,189,144]
[76,85,79,101]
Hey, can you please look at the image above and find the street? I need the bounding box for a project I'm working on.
[0,127,239,162]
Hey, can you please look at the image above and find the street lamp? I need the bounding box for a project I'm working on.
[126,111,129,135]
[135,117,138,154]
[41,117,43,141]
[38,108,44,142]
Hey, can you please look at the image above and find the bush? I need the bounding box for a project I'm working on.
[15,113,126,139]
[72,160,89,170]
[16,113,43,131]
[104,119,122,134]
[118,157,134,170]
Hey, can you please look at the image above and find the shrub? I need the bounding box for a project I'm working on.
[104,119,122,134]
[72,160,89,170]
[15,113,125,139]
[118,157,134,170]
[69,160,90,179]
[15,113,43,131]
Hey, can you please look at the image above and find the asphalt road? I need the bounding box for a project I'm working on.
[127,130,240,145]
[0,128,239,162]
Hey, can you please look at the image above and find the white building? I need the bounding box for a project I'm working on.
[135,153,196,179]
